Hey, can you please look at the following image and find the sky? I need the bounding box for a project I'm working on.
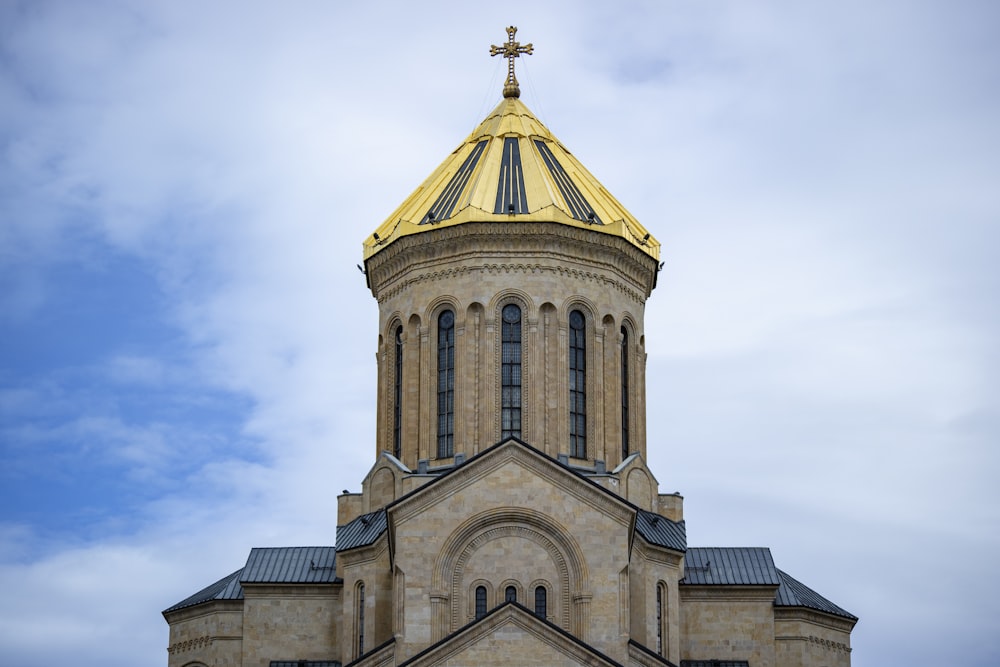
[1,1,998,665]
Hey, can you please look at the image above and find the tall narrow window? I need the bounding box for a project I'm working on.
[656,583,664,656]
[437,310,455,458]
[569,310,587,458]
[505,585,517,603]
[393,326,403,459]
[621,326,629,461]
[357,582,366,656]
[534,586,547,618]
[475,585,487,619]
[501,304,522,439]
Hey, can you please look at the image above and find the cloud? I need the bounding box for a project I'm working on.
[0,2,998,666]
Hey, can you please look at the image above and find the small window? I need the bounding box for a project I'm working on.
[475,585,487,619]
[656,582,666,657]
[534,586,547,618]
[505,585,517,603]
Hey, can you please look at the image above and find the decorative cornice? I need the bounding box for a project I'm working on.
[365,222,657,301]
[775,633,852,654]
[679,584,779,602]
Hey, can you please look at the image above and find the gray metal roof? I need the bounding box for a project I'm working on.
[775,568,857,620]
[336,509,387,552]
[163,568,244,613]
[241,546,339,584]
[682,547,781,586]
[635,510,686,552]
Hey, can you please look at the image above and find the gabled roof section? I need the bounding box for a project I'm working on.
[681,547,781,586]
[387,436,636,528]
[336,509,387,552]
[775,568,857,620]
[162,567,244,614]
[398,601,626,667]
[241,546,339,584]
[364,96,658,261]
[635,509,686,552]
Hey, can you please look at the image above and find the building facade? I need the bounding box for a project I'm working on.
[163,29,857,667]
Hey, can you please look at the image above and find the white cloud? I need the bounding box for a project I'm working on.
[1,2,998,666]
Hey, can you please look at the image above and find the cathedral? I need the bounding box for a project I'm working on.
[162,27,857,667]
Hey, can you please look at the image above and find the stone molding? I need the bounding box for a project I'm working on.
[679,584,779,602]
[776,633,853,654]
[365,221,657,298]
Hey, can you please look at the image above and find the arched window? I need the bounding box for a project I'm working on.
[534,586,547,618]
[505,585,517,603]
[393,326,404,459]
[501,304,522,439]
[621,326,629,460]
[569,310,586,458]
[357,582,366,656]
[656,582,666,656]
[437,310,455,458]
[475,585,487,619]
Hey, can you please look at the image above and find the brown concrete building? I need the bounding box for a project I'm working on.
[163,29,857,667]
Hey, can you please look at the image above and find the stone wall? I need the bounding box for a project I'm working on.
[164,601,243,667]
[241,584,340,667]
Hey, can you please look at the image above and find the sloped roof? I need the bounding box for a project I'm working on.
[336,509,388,552]
[241,546,339,584]
[775,568,857,620]
[681,547,781,586]
[162,567,244,614]
[398,601,628,667]
[364,96,659,261]
[635,509,686,552]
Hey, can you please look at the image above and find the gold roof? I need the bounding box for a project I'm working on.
[363,95,659,260]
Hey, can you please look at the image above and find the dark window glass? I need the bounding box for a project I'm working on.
[621,326,629,460]
[501,304,522,439]
[358,582,366,655]
[569,310,586,458]
[393,327,403,459]
[656,583,663,656]
[534,586,547,618]
[437,310,455,458]
[505,585,517,603]
[475,585,487,619]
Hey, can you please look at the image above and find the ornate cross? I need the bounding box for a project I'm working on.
[490,26,533,99]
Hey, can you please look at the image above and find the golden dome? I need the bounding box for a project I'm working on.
[363,95,659,261]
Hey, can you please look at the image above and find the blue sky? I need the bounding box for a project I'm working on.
[2,1,999,665]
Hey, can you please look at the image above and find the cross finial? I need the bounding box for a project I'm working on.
[490,26,533,98]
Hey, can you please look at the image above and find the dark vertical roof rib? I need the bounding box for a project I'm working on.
[775,568,857,620]
[635,510,686,552]
[162,568,244,613]
[241,546,338,584]
[534,140,602,224]
[682,547,781,586]
[335,509,388,552]
[420,140,488,224]
[494,137,529,214]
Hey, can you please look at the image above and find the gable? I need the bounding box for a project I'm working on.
[388,438,634,528]
[399,602,622,667]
